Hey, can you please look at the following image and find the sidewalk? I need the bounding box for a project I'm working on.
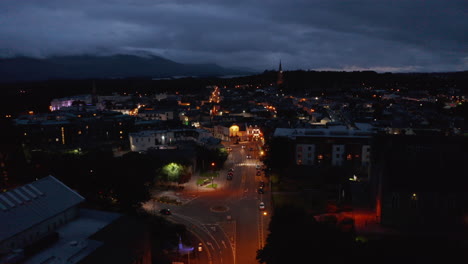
[150,171,227,206]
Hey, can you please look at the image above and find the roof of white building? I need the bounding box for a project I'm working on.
[0,176,85,242]
[273,123,375,139]
[129,128,210,137]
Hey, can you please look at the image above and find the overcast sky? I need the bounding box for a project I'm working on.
[1,0,466,72]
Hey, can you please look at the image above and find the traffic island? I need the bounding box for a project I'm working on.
[210,205,229,213]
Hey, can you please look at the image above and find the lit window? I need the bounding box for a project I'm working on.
[318,154,323,160]
[347,154,352,160]
[78,131,82,135]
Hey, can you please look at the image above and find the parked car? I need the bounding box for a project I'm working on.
[257,188,264,194]
[159,208,172,215]
[246,155,252,159]
[256,170,261,176]
[259,181,265,188]
[227,175,233,180]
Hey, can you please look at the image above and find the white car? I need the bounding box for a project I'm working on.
[259,202,265,210]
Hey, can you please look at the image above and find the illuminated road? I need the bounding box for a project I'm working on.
[147,140,270,264]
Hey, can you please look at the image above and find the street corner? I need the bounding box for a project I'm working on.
[151,190,187,205]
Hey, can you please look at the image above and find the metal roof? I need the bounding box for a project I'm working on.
[0,176,85,242]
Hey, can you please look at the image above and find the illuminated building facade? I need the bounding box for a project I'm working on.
[246,124,263,141]
[273,123,373,168]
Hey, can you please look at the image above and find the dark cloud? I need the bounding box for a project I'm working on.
[0,0,466,72]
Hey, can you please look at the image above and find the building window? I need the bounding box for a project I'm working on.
[308,146,312,151]
[318,154,323,160]
[346,154,352,160]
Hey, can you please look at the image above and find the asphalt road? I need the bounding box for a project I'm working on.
[155,140,271,264]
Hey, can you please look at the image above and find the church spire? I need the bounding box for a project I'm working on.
[277,60,283,87]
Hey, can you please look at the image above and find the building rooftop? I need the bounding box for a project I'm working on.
[24,209,121,264]
[0,176,85,243]
[273,124,375,139]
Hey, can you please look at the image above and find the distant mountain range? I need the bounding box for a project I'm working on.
[0,54,255,82]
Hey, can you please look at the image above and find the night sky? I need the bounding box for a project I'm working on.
[1,0,466,72]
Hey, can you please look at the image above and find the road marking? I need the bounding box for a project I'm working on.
[207,241,215,250]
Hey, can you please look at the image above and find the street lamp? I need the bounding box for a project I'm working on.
[211,162,215,188]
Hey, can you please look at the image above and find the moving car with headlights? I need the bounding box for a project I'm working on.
[259,202,265,210]
[259,181,265,188]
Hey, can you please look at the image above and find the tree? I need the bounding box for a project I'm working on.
[196,145,228,172]
[160,162,184,182]
[257,205,355,264]
[110,152,156,211]
[262,137,292,171]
